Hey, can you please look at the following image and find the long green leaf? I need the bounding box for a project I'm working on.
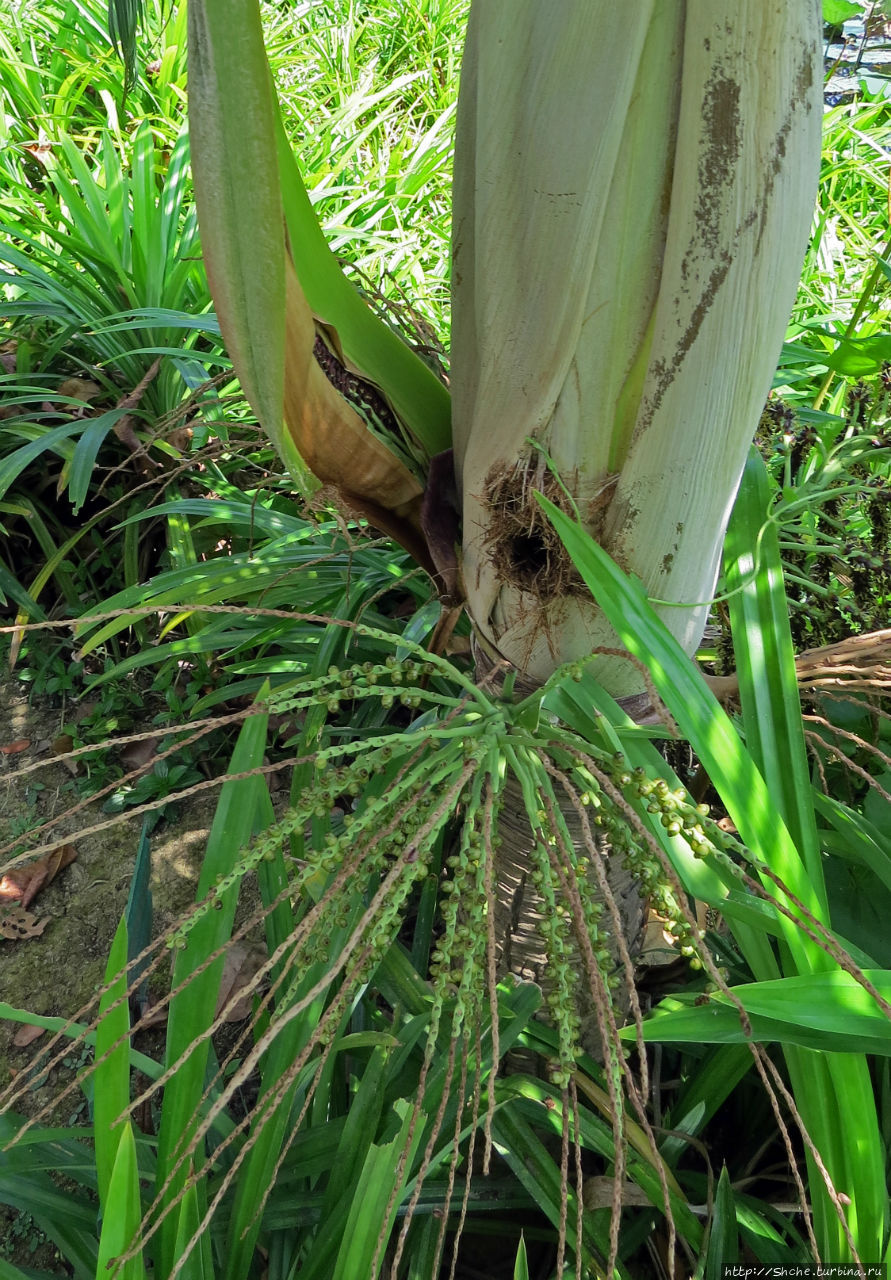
[95,1122,147,1280]
[273,112,451,460]
[705,1166,738,1278]
[660,1045,754,1167]
[0,1114,98,1280]
[489,1106,613,1276]
[623,969,891,1055]
[513,1235,530,1280]
[815,793,891,895]
[0,1260,31,1280]
[331,1098,424,1280]
[154,708,270,1279]
[173,1181,214,1280]
[539,493,823,967]
[724,450,827,917]
[542,489,888,1258]
[68,412,117,513]
[0,554,47,618]
[546,673,782,966]
[125,817,154,1010]
[297,1042,395,1280]
[0,1174,96,1279]
[0,417,95,498]
[186,0,290,472]
[0,1122,103,1187]
[218,774,314,1280]
[94,916,131,1213]
[0,1005,159,1079]
[723,453,887,1261]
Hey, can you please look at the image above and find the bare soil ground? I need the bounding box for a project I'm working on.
[0,670,223,1268]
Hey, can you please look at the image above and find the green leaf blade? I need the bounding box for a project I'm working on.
[187,0,285,452]
[94,917,131,1214]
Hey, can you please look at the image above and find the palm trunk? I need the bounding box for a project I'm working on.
[452,1,820,1014]
[452,1,820,681]
[187,0,821,1045]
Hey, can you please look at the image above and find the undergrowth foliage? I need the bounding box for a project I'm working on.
[757,377,891,648]
[3,604,888,1277]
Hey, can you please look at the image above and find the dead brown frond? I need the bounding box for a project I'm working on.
[803,715,891,807]
[706,626,891,706]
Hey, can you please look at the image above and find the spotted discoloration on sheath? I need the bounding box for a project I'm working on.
[633,33,817,446]
[312,334,402,442]
[752,46,816,253]
[638,58,741,435]
[695,69,741,256]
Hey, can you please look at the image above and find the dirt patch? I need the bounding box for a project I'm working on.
[0,667,290,1266]
[0,673,234,1093]
[0,670,237,1266]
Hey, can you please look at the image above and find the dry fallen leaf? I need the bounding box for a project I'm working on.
[141,944,267,1027]
[583,1177,653,1211]
[23,140,52,168]
[137,994,169,1030]
[0,740,30,756]
[12,1023,45,1048]
[638,916,681,968]
[0,907,50,940]
[57,377,101,405]
[112,358,162,474]
[166,425,194,454]
[215,942,267,1022]
[120,735,159,772]
[52,734,80,777]
[0,843,77,909]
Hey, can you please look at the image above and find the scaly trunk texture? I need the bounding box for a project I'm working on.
[493,770,648,1057]
[475,644,652,1054]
